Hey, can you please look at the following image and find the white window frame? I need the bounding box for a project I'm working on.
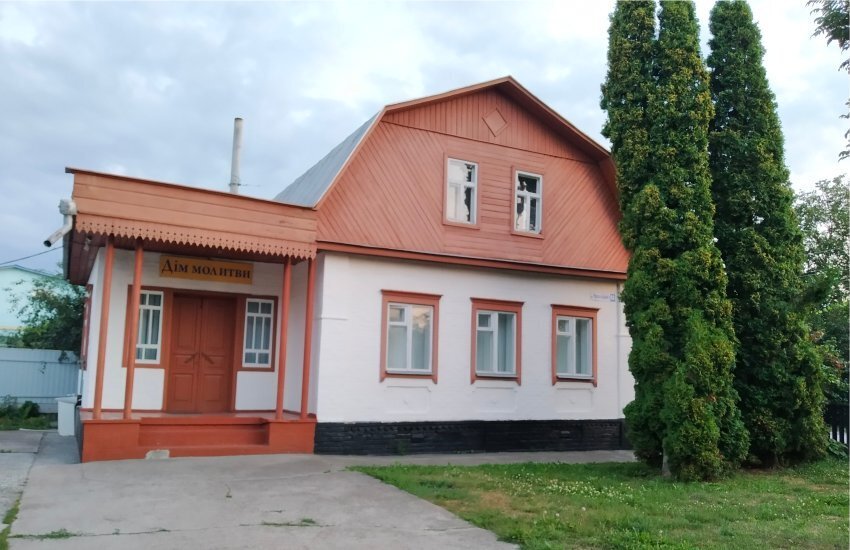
[243,298,275,368]
[385,302,433,374]
[135,290,163,364]
[475,310,516,376]
[555,315,593,378]
[446,158,478,224]
[514,170,543,234]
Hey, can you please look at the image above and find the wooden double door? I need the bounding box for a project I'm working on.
[167,294,236,413]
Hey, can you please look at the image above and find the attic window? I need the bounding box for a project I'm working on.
[446,159,478,224]
[514,171,542,234]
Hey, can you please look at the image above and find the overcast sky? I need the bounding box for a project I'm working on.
[1,0,846,274]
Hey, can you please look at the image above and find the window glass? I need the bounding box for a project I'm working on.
[135,290,163,363]
[475,310,516,375]
[515,172,542,233]
[555,315,592,377]
[411,306,431,370]
[576,318,591,375]
[389,305,405,323]
[388,325,407,370]
[476,329,494,373]
[243,299,274,367]
[497,313,514,373]
[556,334,571,373]
[386,302,434,373]
[139,310,150,344]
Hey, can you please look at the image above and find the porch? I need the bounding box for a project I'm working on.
[79,410,316,462]
[64,168,320,462]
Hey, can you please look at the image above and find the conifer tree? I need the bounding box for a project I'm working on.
[602,0,748,480]
[708,0,827,464]
[600,0,663,467]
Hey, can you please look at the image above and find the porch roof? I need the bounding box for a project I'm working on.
[65,168,318,284]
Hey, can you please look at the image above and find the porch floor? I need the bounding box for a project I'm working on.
[79,410,316,462]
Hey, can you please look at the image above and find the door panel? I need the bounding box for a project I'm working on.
[166,294,236,414]
[167,296,201,413]
[196,297,235,413]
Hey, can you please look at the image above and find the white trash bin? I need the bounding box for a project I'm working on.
[56,396,77,436]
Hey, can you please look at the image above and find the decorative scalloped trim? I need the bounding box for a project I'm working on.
[76,218,315,260]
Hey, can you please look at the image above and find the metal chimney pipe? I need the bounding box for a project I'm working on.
[229,117,243,194]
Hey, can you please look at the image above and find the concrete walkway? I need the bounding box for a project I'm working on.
[7,433,633,549]
[0,431,45,531]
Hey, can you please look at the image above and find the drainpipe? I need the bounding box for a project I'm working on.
[229,117,243,194]
[43,198,77,247]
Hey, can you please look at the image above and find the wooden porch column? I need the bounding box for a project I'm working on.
[92,236,115,420]
[122,239,143,419]
[299,257,316,419]
[275,258,292,420]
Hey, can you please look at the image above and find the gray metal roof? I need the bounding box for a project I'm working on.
[274,114,378,207]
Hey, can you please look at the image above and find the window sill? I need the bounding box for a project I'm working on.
[473,373,520,384]
[237,365,275,372]
[382,370,437,383]
[554,376,596,387]
[443,219,481,230]
[510,229,544,239]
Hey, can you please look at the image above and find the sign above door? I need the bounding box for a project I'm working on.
[159,255,253,285]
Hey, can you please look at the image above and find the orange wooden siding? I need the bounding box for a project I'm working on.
[383,88,593,163]
[317,113,629,273]
[71,170,317,257]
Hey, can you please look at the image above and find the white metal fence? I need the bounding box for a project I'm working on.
[0,348,80,413]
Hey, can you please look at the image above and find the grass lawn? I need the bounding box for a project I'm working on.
[355,459,848,549]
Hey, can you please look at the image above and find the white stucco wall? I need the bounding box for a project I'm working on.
[81,248,311,412]
[314,252,634,422]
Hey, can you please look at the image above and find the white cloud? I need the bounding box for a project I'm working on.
[0,5,39,47]
[0,0,846,271]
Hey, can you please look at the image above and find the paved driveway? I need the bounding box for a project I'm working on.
[0,431,43,529]
[6,432,633,549]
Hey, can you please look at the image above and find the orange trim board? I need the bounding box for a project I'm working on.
[318,242,627,280]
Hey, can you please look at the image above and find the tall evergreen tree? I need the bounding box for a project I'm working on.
[600,0,664,468]
[708,0,827,464]
[602,0,748,480]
